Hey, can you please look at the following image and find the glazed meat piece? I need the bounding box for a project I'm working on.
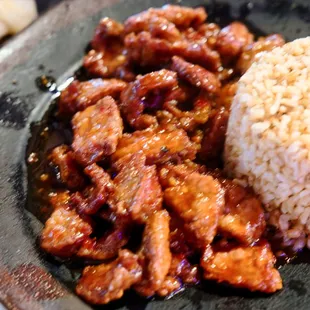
[215,82,237,109]
[201,243,283,293]
[119,69,178,130]
[161,90,212,132]
[41,207,92,257]
[199,107,229,162]
[83,50,128,80]
[160,165,224,250]
[237,34,285,74]
[125,31,221,71]
[134,210,172,297]
[112,128,197,164]
[76,250,142,304]
[72,96,123,166]
[91,17,124,51]
[49,145,85,190]
[194,23,220,49]
[77,226,130,260]
[59,79,127,115]
[169,216,194,257]
[156,276,182,297]
[218,180,266,245]
[216,22,253,61]
[171,56,221,94]
[131,5,207,29]
[124,14,181,42]
[71,163,113,215]
[49,191,71,210]
[169,254,200,285]
[108,153,162,223]
[84,17,135,80]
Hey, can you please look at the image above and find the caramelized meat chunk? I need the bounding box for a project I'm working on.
[83,49,128,79]
[169,216,194,257]
[125,31,221,71]
[120,69,178,130]
[171,56,221,94]
[201,243,283,293]
[113,128,196,164]
[59,79,127,115]
[237,34,285,74]
[218,180,266,245]
[72,164,114,215]
[161,165,224,250]
[199,107,229,162]
[76,250,142,304]
[91,17,124,51]
[72,96,123,166]
[134,210,172,297]
[124,14,181,42]
[108,153,162,223]
[41,207,92,257]
[49,145,85,190]
[142,5,207,28]
[156,276,182,297]
[77,226,130,260]
[216,22,253,61]
[162,91,212,132]
[215,82,237,109]
[49,191,71,210]
[169,254,200,285]
[84,17,135,80]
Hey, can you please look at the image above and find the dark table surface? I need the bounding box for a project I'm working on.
[36,0,63,14]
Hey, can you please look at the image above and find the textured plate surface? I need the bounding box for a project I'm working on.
[1,0,310,309]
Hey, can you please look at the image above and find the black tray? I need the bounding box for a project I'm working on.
[1,0,310,309]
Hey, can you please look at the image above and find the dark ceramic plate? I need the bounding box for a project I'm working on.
[1,0,310,309]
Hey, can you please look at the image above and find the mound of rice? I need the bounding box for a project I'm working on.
[224,37,310,250]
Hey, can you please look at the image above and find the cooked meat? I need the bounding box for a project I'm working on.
[215,82,237,109]
[72,96,123,166]
[77,226,130,260]
[76,250,142,304]
[49,191,71,210]
[194,23,220,49]
[216,22,253,61]
[71,163,113,215]
[218,180,266,245]
[41,207,92,257]
[169,254,200,285]
[236,34,285,74]
[112,128,197,164]
[201,242,283,293]
[49,145,85,190]
[125,31,221,71]
[199,107,229,162]
[134,210,171,297]
[59,79,127,115]
[171,56,221,93]
[108,153,162,223]
[37,5,285,304]
[119,69,178,129]
[169,215,194,257]
[160,165,224,250]
[124,14,181,42]
[163,91,212,131]
[91,17,124,51]
[125,5,207,30]
[83,49,127,79]
[156,276,182,297]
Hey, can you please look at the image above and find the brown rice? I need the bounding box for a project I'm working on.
[224,37,310,251]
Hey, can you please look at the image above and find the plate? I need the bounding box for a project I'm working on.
[1,0,310,309]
